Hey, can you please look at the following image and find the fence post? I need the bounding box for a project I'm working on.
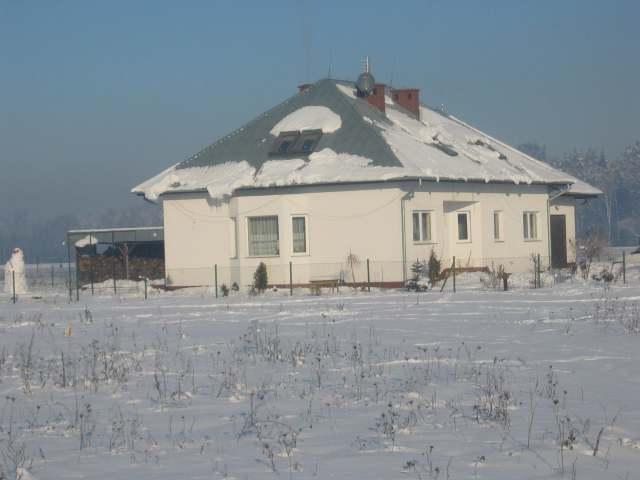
[452,256,456,293]
[66,233,73,302]
[623,251,626,284]
[214,264,218,298]
[12,271,16,304]
[366,258,371,292]
[289,261,293,296]
[112,257,117,294]
[144,277,148,300]
[51,265,55,288]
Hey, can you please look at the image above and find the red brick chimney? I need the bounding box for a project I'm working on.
[366,83,386,114]
[298,83,311,93]
[391,88,420,119]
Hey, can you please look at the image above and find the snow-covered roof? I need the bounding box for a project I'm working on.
[132,79,601,201]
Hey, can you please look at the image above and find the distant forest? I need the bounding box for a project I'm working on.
[1,141,638,262]
[518,141,640,246]
[0,204,162,263]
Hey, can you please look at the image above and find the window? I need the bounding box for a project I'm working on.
[270,131,299,156]
[247,216,279,256]
[493,211,503,241]
[278,139,293,154]
[292,216,307,254]
[270,129,322,156]
[457,212,470,241]
[412,211,432,242]
[292,129,322,155]
[229,217,237,258]
[523,212,538,240]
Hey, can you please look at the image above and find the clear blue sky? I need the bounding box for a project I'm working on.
[1,0,639,220]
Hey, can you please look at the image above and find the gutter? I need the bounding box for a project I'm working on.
[140,176,571,201]
[400,190,415,283]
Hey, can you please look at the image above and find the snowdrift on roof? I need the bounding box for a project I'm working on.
[270,106,342,135]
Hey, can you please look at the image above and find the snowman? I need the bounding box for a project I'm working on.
[4,248,28,295]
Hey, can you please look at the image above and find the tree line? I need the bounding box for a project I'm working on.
[518,141,640,246]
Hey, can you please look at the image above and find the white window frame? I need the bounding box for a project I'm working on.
[291,215,309,255]
[493,211,503,242]
[456,211,471,242]
[523,211,538,241]
[229,217,238,258]
[246,215,280,257]
[412,210,433,243]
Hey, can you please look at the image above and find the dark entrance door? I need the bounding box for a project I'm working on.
[550,215,567,268]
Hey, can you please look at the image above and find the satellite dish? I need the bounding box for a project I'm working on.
[356,72,376,97]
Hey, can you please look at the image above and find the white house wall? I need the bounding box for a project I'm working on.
[162,182,576,287]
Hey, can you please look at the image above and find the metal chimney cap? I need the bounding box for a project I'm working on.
[356,72,376,97]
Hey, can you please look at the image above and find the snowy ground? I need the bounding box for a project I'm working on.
[0,270,639,479]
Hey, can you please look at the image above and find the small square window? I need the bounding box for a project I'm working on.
[293,130,322,155]
[270,131,300,156]
[457,212,470,241]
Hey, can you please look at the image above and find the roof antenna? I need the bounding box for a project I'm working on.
[362,55,370,74]
[389,56,397,87]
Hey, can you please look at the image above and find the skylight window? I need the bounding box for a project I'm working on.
[270,131,299,156]
[270,129,322,157]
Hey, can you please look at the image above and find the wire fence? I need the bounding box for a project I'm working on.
[1,252,636,303]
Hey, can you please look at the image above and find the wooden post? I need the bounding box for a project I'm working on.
[51,265,55,288]
[112,231,117,295]
[366,258,371,292]
[12,271,16,304]
[214,264,218,298]
[452,256,456,293]
[623,251,626,284]
[88,233,94,296]
[112,257,117,294]
[144,277,148,300]
[289,261,293,296]
[66,234,72,302]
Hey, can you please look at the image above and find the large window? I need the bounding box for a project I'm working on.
[292,216,307,254]
[493,211,503,241]
[457,212,470,241]
[523,212,538,240]
[248,216,279,256]
[412,211,432,243]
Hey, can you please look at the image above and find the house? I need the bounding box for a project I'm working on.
[133,66,600,288]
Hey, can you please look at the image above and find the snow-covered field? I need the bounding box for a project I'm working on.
[0,270,639,479]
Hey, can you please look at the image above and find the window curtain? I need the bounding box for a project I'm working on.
[248,216,279,256]
[292,217,306,253]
